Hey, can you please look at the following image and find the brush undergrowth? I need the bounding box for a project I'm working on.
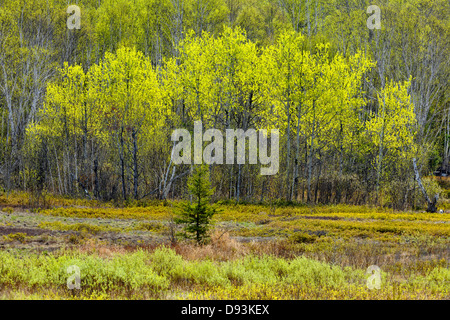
[0,246,448,300]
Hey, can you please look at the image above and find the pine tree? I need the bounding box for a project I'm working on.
[175,165,218,244]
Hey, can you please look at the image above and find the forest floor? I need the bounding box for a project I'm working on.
[0,191,449,299]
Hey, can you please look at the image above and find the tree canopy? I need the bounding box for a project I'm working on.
[0,0,448,209]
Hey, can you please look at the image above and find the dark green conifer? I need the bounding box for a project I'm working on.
[175,165,218,244]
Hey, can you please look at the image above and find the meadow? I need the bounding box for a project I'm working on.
[0,191,449,300]
[0,0,448,303]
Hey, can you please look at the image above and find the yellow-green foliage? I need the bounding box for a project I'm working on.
[134,222,166,233]
[289,232,317,243]
[274,217,450,238]
[408,267,450,294]
[35,202,450,242]
[0,191,108,209]
[1,207,14,215]
[0,191,29,207]
[185,281,448,300]
[0,247,448,300]
[150,247,185,280]
[3,232,28,243]
[40,206,170,220]
[0,249,169,293]
[218,204,450,240]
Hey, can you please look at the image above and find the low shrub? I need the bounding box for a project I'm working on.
[3,232,28,243]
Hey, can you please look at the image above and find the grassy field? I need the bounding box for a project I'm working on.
[0,191,449,300]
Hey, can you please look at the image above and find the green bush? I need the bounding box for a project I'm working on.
[409,266,450,293]
[222,255,288,286]
[184,260,230,287]
[3,232,28,243]
[289,232,317,243]
[285,257,350,288]
[0,250,169,292]
[150,247,185,281]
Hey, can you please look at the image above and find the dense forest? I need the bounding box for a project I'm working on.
[0,0,449,209]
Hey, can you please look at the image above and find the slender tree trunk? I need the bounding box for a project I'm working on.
[94,158,99,199]
[132,128,139,200]
[119,126,127,201]
[260,176,266,202]
[375,97,386,205]
[307,99,316,203]
[413,158,438,213]
[314,156,322,203]
[236,164,241,202]
[292,102,302,201]
[443,110,449,170]
[339,122,344,176]
[286,103,291,201]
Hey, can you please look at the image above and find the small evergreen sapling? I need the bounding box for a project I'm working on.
[175,165,218,244]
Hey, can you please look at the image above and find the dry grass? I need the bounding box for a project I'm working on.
[76,239,130,258]
[1,193,449,300]
[173,230,249,261]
